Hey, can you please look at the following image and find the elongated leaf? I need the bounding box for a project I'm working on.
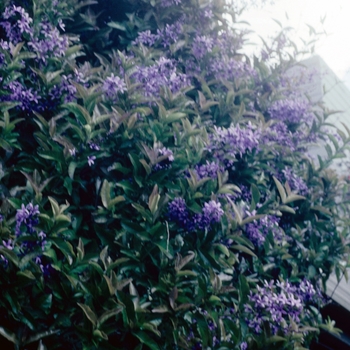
[273,176,287,203]
[231,244,257,257]
[133,331,160,350]
[101,180,111,209]
[0,327,16,343]
[0,248,19,266]
[63,103,91,125]
[78,303,97,327]
[97,308,122,327]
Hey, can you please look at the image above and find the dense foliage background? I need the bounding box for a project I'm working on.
[0,0,349,349]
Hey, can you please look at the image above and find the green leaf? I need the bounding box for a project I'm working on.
[0,327,16,344]
[164,112,186,124]
[0,248,19,266]
[117,290,136,325]
[267,335,287,343]
[68,162,77,179]
[48,196,61,217]
[231,245,256,257]
[93,329,108,340]
[278,205,296,214]
[17,270,36,280]
[273,176,287,203]
[106,258,130,273]
[107,22,126,31]
[63,103,91,125]
[51,239,75,265]
[97,308,122,328]
[101,179,111,209]
[284,194,306,204]
[78,303,97,327]
[239,275,249,304]
[251,183,261,210]
[133,331,160,350]
[148,184,160,215]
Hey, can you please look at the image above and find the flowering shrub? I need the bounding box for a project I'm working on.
[0,0,349,349]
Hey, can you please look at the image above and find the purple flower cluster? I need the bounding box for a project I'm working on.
[268,98,311,126]
[15,203,40,236]
[158,21,183,47]
[1,81,40,111]
[245,213,283,246]
[281,167,309,195]
[48,74,77,106]
[192,35,214,59]
[160,0,182,7]
[35,256,54,276]
[231,184,252,202]
[168,198,223,232]
[195,200,224,230]
[261,122,296,153]
[244,279,317,335]
[209,56,257,83]
[132,30,158,46]
[216,30,245,56]
[28,21,69,63]
[0,5,33,44]
[102,73,127,100]
[187,310,221,348]
[240,342,248,350]
[154,147,174,171]
[168,197,191,230]
[133,20,182,48]
[194,161,223,180]
[15,203,46,255]
[132,57,189,97]
[209,123,260,166]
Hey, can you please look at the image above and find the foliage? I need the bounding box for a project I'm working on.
[0,0,349,349]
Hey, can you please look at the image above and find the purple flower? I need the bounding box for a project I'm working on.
[133,30,159,46]
[87,155,96,166]
[192,35,214,59]
[48,74,77,107]
[208,55,257,83]
[281,167,308,195]
[268,98,312,126]
[168,198,224,232]
[153,147,174,171]
[158,147,174,161]
[102,73,127,100]
[2,239,13,250]
[132,57,189,97]
[35,256,53,276]
[0,6,33,44]
[1,81,41,111]
[15,203,40,237]
[209,122,260,166]
[202,200,224,224]
[244,279,318,336]
[158,21,183,47]
[89,142,100,151]
[240,342,248,350]
[245,213,283,246]
[193,200,224,231]
[168,198,191,230]
[15,203,46,255]
[194,161,223,180]
[160,0,181,7]
[28,21,69,63]
[298,279,316,301]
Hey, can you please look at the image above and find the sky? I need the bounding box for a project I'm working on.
[240,0,350,87]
